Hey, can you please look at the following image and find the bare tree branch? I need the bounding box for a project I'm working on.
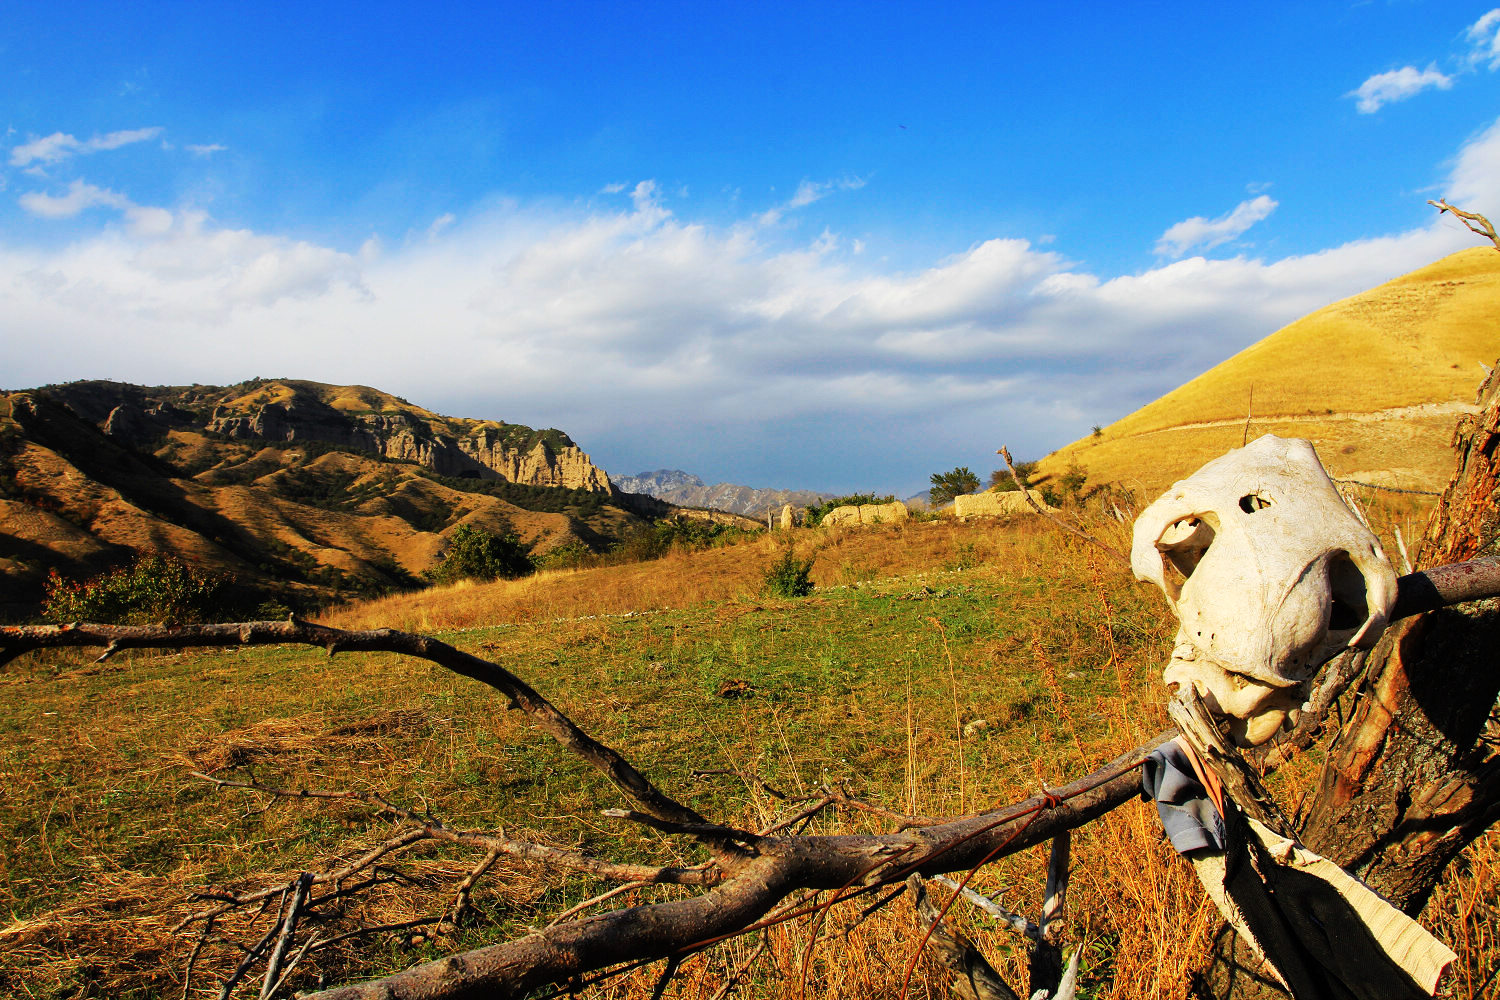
[1428,199,1500,251]
[907,875,1021,1000]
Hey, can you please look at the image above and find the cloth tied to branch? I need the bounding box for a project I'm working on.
[1140,739,1454,999]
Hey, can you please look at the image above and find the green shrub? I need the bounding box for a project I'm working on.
[763,548,814,598]
[1059,462,1089,503]
[43,556,234,625]
[989,459,1039,492]
[608,516,755,564]
[426,524,534,585]
[534,541,596,572]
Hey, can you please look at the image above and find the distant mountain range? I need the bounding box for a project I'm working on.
[614,469,833,517]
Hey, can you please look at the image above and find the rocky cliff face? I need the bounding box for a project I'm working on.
[46,379,613,493]
[615,469,830,516]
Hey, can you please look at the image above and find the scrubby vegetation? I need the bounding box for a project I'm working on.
[762,546,815,597]
[425,524,534,585]
[41,555,235,625]
[990,459,1040,492]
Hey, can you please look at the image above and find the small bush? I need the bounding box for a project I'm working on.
[1058,463,1089,503]
[990,459,1039,493]
[763,548,814,598]
[43,556,234,625]
[426,524,534,585]
[608,516,755,564]
[534,541,596,572]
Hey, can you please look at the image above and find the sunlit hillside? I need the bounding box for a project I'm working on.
[1038,247,1500,496]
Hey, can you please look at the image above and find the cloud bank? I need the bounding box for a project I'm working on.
[2,124,1497,492]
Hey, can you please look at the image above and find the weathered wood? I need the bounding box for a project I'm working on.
[1299,364,1500,907]
[1204,363,1500,999]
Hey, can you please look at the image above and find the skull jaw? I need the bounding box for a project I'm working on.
[1164,654,1304,746]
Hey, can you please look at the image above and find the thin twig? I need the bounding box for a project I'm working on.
[447,849,501,927]
[1331,477,1441,497]
[182,914,217,1000]
[600,808,761,843]
[706,935,769,1000]
[997,446,1129,568]
[931,875,1034,938]
[1243,384,1254,447]
[546,881,651,927]
[261,872,313,1000]
[218,894,287,1000]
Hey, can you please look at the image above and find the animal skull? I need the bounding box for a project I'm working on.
[1132,435,1399,745]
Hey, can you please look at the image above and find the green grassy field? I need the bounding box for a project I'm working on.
[2,514,1495,999]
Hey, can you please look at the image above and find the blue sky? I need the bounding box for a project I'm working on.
[3,3,1499,496]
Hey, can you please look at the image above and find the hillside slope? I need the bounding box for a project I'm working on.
[1037,247,1500,495]
[0,380,664,609]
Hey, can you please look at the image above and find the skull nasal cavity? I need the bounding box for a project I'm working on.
[1239,493,1273,513]
[1327,552,1369,632]
[1157,515,1217,598]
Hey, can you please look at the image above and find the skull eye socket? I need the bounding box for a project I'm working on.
[1239,493,1273,513]
[1328,552,1370,633]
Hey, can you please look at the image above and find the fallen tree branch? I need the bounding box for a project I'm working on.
[1,619,746,867]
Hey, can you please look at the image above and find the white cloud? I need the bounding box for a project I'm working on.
[0,120,1493,492]
[1155,195,1278,257]
[599,182,627,194]
[17,178,178,237]
[758,176,866,226]
[9,127,164,167]
[186,143,228,157]
[425,213,456,240]
[18,179,131,217]
[1466,9,1500,70]
[1347,65,1454,113]
[1436,117,1500,215]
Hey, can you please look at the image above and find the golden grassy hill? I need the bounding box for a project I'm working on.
[1037,247,1500,496]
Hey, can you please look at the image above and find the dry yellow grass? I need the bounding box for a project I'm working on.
[1039,247,1500,495]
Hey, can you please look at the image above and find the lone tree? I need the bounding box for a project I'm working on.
[425,524,533,584]
[929,465,981,505]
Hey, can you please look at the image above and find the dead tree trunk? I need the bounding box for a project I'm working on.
[1204,365,1500,998]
